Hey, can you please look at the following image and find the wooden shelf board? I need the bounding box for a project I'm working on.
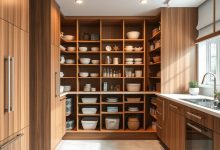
[60,50,76,54]
[60,91,158,95]
[101,64,123,66]
[78,77,100,79]
[151,102,157,106]
[149,47,161,53]
[77,129,101,132]
[60,64,76,66]
[124,101,144,104]
[124,111,144,114]
[78,51,100,54]
[125,77,144,79]
[102,39,123,42]
[78,103,100,105]
[61,77,76,79]
[101,77,123,79]
[78,114,100,116]
[149,31,161,41]
[78,40,100,43]
[66,127,77,132]
[101,112,123,115]
[149,62,161,66]
[100,129,124,132]
[78,64,100,66]
[149,77,161,79]
[146,126,157,133]
[124,39,144,42]
[124,51,144,53]
[101,102,123,105]
[124,64,144,66]
[101,51,123,53]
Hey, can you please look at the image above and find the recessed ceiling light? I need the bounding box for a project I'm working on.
[76,0,83,4]
[140,0,147,4]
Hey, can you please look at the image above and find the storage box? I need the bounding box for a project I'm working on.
[105,117,120,130]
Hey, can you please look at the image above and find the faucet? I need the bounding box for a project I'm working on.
[201,72,217,100]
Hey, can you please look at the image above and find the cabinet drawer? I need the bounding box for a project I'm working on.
[185,107,213,129]
[168,101,183,114]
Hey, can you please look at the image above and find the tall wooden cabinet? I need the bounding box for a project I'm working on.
[0,0,29,148]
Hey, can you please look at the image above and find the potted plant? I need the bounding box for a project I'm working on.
[189,81,199,95]
[215,92,220,102]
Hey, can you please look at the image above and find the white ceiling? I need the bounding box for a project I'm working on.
[56,0,205,16]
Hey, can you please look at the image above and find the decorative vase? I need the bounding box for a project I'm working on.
[189,88,199,95]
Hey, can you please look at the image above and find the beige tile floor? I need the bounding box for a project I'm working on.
[56,140,164,150]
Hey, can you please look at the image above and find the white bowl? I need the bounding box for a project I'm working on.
[90,73,99,77]
[91,60,100,64]
[134,61,142,64]
[64,85,71,92]
[79,47,88,52]
[63,35,75,41]
[67,47,76,51]
[127,31,140,39]
[60,72,64,77]
[82,98,98,103]
[91,47,99,52]
[80,58,91,64]
[60,45,66,51]
[60,86,64,93]
[82,108,97,114]
[126,58,134,62]
[81,118,98,130]
[134,58,143,62]
[79,72,89,77]
[127,83,141,92]
[126,61,134,65]
[125,46,133,51]
[134,47,143,51]
[65,59,75,64]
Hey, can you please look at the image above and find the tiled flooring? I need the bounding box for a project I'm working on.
[56,140,164,150]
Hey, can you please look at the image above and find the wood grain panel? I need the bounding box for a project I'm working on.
[161,8,198,93]
[29,0,51,149]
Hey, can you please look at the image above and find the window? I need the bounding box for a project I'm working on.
[198,36,220,86]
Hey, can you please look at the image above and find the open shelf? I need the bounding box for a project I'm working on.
[60,17,161,134]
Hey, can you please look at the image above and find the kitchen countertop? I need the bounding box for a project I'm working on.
[60,91,158,97]
[157,94,220,118]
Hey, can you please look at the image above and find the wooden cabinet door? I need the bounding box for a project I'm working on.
[0,19,10,141]
[20,0,29,32]
[0,127,29,150]
[214,133,220,150]
[167,102,185,150]
[0,20,29,142]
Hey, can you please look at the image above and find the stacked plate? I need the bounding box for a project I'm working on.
[128,107,139,112]
[106,98,118,103]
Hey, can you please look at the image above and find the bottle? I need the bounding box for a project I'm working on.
[103,68,107,77]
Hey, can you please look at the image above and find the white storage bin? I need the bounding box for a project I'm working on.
[82,98,97,103]
[107,107,118,113]
[81,117,98,130]
[105,117,120,130]
[82,107,97,114]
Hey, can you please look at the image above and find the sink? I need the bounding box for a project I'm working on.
[180,98,220,111]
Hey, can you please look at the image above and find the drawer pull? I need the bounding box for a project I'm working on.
[169,104,178,109]
[0,133,24,149]
[187,123,202,133]
[187,112,202,120]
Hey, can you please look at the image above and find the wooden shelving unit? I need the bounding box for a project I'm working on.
[60,18,160,134]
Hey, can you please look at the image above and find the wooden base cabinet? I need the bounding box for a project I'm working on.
[166,101,185,150]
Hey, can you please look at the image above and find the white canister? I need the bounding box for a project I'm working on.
[135,70,143,77]
[189,88,199,95]
[113,57,119,65]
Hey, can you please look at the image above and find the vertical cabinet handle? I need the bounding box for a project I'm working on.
[4,56,11,112]
[10,57,14,112]
[4,56,15,112]
[55,72,60,97]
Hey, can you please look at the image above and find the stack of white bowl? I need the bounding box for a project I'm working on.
[134,58,143,64]
[125,58,134,64]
